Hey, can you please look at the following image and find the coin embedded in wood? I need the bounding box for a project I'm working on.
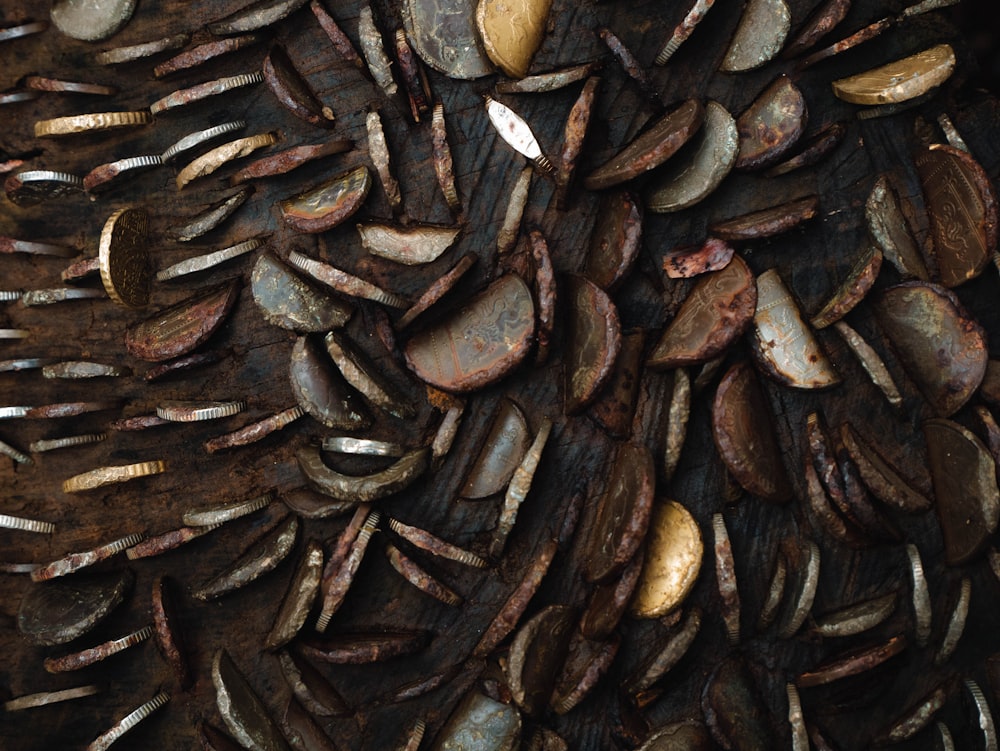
[405,274,535,393]
[584,100,705,191]
[280,164,372,233]
[476,0,552,79]
[18,570,132,646]
[208,0,309,35]
[50,0,136,41]
[564,275,621,414]
[98,207,150,307]
[505,604,574,716]
[402,0,493,80]
[720,0,790,72]
[357,222,461,265]
[4,170,84,207]
[649,254,756,369]
[735,75,807,170]
[916,144,997,288]
[631,500,703,619]
[832,44,956,105]
[289,335,371,430]
[583,191,643,291]
[709,195,819,241]
[875,282,986,416]
[251,252,353,332]
[702,656,776,749]
[263,44,334,127]
[213,649,292,751]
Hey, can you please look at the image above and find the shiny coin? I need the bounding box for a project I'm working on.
[30,433,107,452]
[631,500,703,618]
[832,44,955,105]
[0,328,30,339]
[0,440,32,464]
[176,132,278,190]
[0,89,41,105]
[157,400,246,422]
[720,0,790,72]
[0,20,48,43]
[476,0,552,79]
[585,100,704,190]
[51,0,136,41]
[322,436,406,457]
[94,32,191,65]
[405,274,535,392]
[4,170,83,207]
[34,110,151,137]
[156,237,263,282]
[161,121,246,163]
[280,164,372,233]
[18,570,132,645]
[0,513,54,533]
[62,462,165,493]
[83,154,162,194]
[98,207,150,307]
[485,96,553,172]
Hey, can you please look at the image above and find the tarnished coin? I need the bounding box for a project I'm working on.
[162,121,246,164]
[631,500,703,619]
[5,170,84,207]
[647,100,738,213]
[50,0,136,42]
[280,164,372,233]
[402,0,493,80]
[832,44,955,105]
[83,154,162,194]
[649,254,756,369]
[1,237,77,257]
[125,281,240,362]
[24,76,118,96]
[18,570,132,645]
[251,252,353,332]
[405,274,536,393]
[263,44,334,127]
[290,335,370,430]
[565,275,621,414]
[584,100,705,191]
[583,191,643,291]
[461,398,530,499]
[87,692,169,751]
[735,75,807,170]
[208,0,309,36]
[709,195,819,241]
[866,174,929,280]
[476,0,552,79]
[94,32,191,65]
[4,685,101,712]
[62,461,165,493]
[98,207,150,307]
[637,721,712,751]
[171,187,251,242]
[916,144,997,288]
[34,111,152,137]
[357,222,461,265]
[154,33,265,78]
[720,0,790,72]
[506,605,574,716]
[875,282,986,416]
[430,691,522,750]
[157,400,245,422]
[176,131,277,189]
[0,20,49,43]
[712,360,793,503]
[702,657,776,749]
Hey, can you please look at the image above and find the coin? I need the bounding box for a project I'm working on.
[17,570,133,645]
[50,0,136,41]
[34,110,152,137]
[62,462,165,493]
[176,132,278,190]
[4,170,83,207]
[150,72,264,116]
[476,0,552,79]
[83,154,162,194]
[0,20,48,43]
[161,121,246,163]
[98,207,150,307]
[24,76,118,96]
[402,0,492,79]
[94,32,191,65]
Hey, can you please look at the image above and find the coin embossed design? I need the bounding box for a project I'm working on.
[98,207,150,307]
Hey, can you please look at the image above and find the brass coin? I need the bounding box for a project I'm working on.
[476,0,552,79]
[34,111,151,137]
[98,207,150,307]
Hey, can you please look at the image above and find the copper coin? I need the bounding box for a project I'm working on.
[584,100,705,190]
[916,144,998,288]
[583,190,643,291]
[565,275,621,414]
[460,397,531,499]
[589,329,645,439]
[405,274,535,393]
[5,170,83,207]
[401,0,493,80]
[735,75,807,170]
[289,335,371,430]
[709,195,819,241]
[125,281,240,362]
[279,164,371,233]
[875,282,986,416]
[505,604,574,716]
[649,254,756,369]
[263,44,334,128]
[712,360,793,503]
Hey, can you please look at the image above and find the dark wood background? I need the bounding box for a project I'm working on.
[2,0,1000,748]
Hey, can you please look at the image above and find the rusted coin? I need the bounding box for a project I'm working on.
[87,691,169,751]
[916,144,997,288]
[764,121,847,177]
[583,442,654,583]
[662,238,734,279]
[649,254,756,369]
[497,62,599,94]
[551,632,619,715]
[213,649,292,751]
[401,0,493,80]
[396,252,477,330]
[34,111,151,137]
[565,275,621,413]
[357,222,460,265]
[925,418,1000,565]
[61,256,100,282]
[625,607,701,696]
[263,44,335,127]
[289,335,370,430]
[152,576,190,689]
[311,0,364,71]
[584,100,705,191]
[712,360,793,502]
[171,188,251,243]
[154,33,266,78]
[783,0,851,58]
[796,634,907,688]
[357,5,398,100]
[44,624,152,673]
[83,154,162,194]
[280,164,371,233]
[832,44,955,105]
[460,398,530,499]
[583,191,643,291]
[598,27,665,111]
[299,629,431,664]
[18,570,132,645]
[735,75,807,170]
[637,721,712,751]
[228,140,351,186]
[208,0,309,35]
[194,516,299,601]
[647,100,737,213]
[709,195,819,241]
[751,269,839,389]
[553,75,599,208]
[866,174,929,280]
[505,604,573,716]
[95,32,191,65]
[125,280,240,362]
[98,207,150,307]
[656,0,717,64]
[126,526,216,562]
[287,251,408,307]
[839,422,931,513]
[720,0,790,72]
[324,330,415,419]
[875,282,986,416]
[51,0,135,41]
[24,76,118,96]
[491,418,552,558]
[265,540,324,649]
[405,274,535,393]
[631,500,703,618]
[144,350,227,382]
[476,0,552,79]
[702,656,776,748]
[199,721,246,751]
[5,170,83,207]
[429,691,522,750]
[385,542,463,605]
[251,252,352,332]
[810,242,882,329]
[588,329,644,439]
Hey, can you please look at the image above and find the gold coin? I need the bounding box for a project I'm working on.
[832,43,956,105]
[34,111,152,137]
[175,133,278,190]
[476,0,552,79]
[62,460,166,493]
[99,207,151,307]
[631,500,703,618]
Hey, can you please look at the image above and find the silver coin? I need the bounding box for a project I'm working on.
[51,0,137,42]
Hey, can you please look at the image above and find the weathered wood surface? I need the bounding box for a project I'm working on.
[1,0,1000,749]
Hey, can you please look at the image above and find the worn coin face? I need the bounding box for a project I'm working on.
[51,0,136,41]
[402,0,493,80]
[98,207,150,307]
[735,75,807,170]
[631,500,703,618]
[280,165,372,233]
[18,571,132,646]
[4,170,84,207]
[476,0,552,79]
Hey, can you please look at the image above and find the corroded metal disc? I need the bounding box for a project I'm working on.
[51,0,136,41]
[875,282,987,416]
[251,252,353,332]
[402,0,493,80]
[583,191,643,291]
[98,207,150,307]
[279,164,371,233]
[735,75,807,170]
[18,571,132,646]
[461,398,531,499]
[565,275,621,414]
[405,274,535,393]
[702,656,776,749]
